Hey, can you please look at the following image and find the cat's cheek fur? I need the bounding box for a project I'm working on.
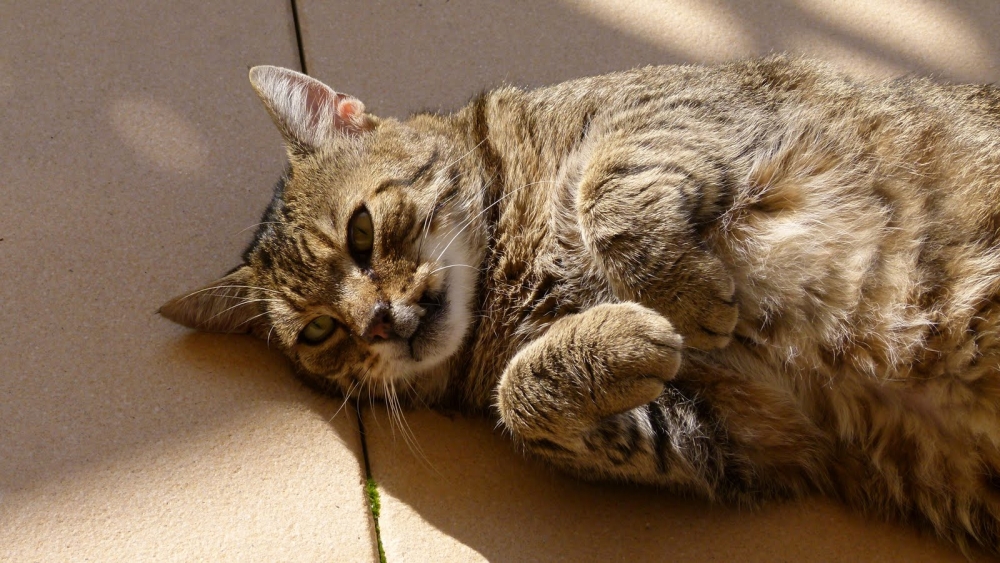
[407,224,479,369]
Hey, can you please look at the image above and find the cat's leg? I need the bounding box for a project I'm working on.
[575,141,738,350]
[496,302,827,502]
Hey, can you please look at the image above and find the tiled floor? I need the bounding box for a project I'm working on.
[4,1,1000,561]
[1,2,374,561]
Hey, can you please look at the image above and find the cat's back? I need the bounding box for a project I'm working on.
[527,55,1000,155]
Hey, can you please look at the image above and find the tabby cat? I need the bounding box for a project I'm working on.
[161,56,1000,554]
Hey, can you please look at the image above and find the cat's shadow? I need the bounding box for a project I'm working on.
[156,331,989,561]
[162,330,365,459]
[364,405,990,562]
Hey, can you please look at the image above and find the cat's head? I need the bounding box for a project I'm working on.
[160,66,483,401]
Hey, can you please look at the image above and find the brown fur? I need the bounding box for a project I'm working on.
[161,57,1000,554]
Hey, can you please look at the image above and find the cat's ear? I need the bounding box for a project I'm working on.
[248,65,375,156]
[159,266,264,334]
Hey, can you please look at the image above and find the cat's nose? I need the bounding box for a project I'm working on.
[363,303,394,342]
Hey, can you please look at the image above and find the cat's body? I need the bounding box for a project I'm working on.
[162,57,1000,553]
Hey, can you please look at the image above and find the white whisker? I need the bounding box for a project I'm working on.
[205,297,279,323]
[388,380,438,474]
[179,284,282,300]
[328,376,363,424]
[428,263,480,275]
[418,138,489,257]
[433,179,554,264]
[235,309,272,328]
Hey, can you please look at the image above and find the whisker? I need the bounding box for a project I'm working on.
[399,376,432,411]
[400,383,441,463]
[444,137,488,170]
[432,179,553,263]
[389,385,407,447]
[419,156,497,260]
[428,263,480,275]
[178,284,283,300]
[430,171,496,244]
[418,139,488,257]
[200,294,282,304]
[365,369,382,433]
[387,380,438,473]
[328,376,363,424]
[235,309,272,328]
[430,173,523,250]
[204,297,279,323]
[381,380,396,441]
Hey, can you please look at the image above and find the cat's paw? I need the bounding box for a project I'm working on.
[497,303,682,438]
[584,302,683,386]
[568,303,683,419]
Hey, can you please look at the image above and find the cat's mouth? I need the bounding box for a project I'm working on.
[408,288,448,361]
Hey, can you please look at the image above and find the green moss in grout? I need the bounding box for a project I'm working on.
[366,477,387,563]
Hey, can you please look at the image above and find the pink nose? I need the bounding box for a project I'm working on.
[363,306,393,342]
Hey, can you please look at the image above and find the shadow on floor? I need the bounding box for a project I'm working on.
[365,407,987,562]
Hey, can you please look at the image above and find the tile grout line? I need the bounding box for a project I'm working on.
[356,404,387,563]
[289,0,308,74]
[287,3,379,559]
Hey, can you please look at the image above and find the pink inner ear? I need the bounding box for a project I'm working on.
[335,97,365,127]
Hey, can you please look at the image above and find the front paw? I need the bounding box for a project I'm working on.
[585,303,683,384]
[497,303,682,439]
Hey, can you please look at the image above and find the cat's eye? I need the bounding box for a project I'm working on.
[300,315,337,345]
[348,207,374,261]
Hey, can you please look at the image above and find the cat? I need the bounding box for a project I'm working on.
[161,56,1000,555]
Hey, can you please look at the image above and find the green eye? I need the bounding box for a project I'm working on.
[348,207,374,257]
[300,315,336,345]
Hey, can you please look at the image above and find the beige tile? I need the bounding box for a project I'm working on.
[299,0,1000,120]
[365,409,981,562]
[299,1,1000,561]
[0,2,374,561]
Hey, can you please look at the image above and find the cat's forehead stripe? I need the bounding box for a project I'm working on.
[373,149,441,195]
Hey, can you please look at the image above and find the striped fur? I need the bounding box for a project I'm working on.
[162,57,1000,554]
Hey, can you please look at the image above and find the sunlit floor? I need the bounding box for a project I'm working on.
[4,1,1000,561]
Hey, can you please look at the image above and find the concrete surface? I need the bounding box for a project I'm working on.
[5,0,1000,561]
[1,1,374,561]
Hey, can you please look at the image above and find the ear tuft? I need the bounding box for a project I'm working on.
[248,65,374,155]
[159,267,264,334]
